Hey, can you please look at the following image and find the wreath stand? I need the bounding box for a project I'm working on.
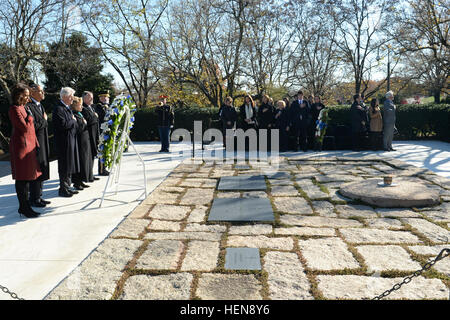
[99,106,147,208]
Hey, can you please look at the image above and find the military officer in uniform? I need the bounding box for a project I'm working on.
[156,95,174,152]
[95,90,110,175]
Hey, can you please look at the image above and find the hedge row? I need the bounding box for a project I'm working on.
[130,104,449,142]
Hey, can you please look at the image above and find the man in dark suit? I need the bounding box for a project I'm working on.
[27,84,51,207]
[289,90,311,151]
[53,87,80,197]
[95,90,110,175]
[350,94,369,151]
[82,91,100,182]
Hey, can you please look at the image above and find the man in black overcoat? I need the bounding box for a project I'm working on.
[27,84,51,207]
[53,87,80,197]
[95,90,110,175]
[350,94,368,151]
[289,90,311,152]
[82,91,100,182]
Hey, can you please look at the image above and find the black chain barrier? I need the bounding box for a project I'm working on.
[371,248,450,300]
[0,284,24,300]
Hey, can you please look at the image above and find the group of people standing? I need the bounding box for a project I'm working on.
[219,90,326,152]
[8,83,111,218]
[351,91,397,151]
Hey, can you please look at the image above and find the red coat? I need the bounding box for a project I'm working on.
[9,105,42,181]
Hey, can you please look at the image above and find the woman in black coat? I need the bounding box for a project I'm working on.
[239,94,258,131]
[274,100,290,152]
[71,97,91,190]
[219,96,237,148]
[257,94,275,130]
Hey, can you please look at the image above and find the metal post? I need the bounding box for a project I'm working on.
[387,49,391,92]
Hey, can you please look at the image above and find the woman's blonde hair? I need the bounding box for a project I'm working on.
[276,100,286,108]
[71,96,82,108]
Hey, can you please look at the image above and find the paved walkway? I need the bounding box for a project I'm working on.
[0,142,193,300]
[0,140,449,300]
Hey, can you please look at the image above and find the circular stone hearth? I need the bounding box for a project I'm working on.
[339,178,440,208]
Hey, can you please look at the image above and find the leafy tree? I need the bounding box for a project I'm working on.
[43,32,114,98]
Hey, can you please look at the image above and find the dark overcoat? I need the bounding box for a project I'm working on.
[219,105,237,130]
[27,100,50,181]
[9,105,42,181]
[350,101,367,133]
[82,103,99,158]
[257,103,275,129]
[53,101,80,176]
[289,100,311,130]
[73,111,93,182]
[239,104,258,130]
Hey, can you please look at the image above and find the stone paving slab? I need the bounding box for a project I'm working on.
[312,201,336,217]
[195,274,262,300]
[401,218,450,244]
[228,224,273,235]
[227,235,294,250]
[264,251,313,300]
[180,188,215,205]
[273,197,313,215]
[148,220,182,232]
[120,273,193,300]
[298,238,360,271]
[340,228,422,244]
[136,240,184,270]
[144,232,223,241]
[365,218,404,230]
[274,227,336,237]
[181,241,220,271]
[317,275,448,300]
[356,245,422,272]
[280,215,363,228]
[376,208,422,218]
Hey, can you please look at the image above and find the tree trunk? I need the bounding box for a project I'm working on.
[433,89,441,103]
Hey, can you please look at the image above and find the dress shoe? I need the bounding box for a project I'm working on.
[40,198,51,205]
[390,148,397,151]
[80,182,90,188]
[30,199,46,208]
[93,177,100,181]
[59,189,73,197]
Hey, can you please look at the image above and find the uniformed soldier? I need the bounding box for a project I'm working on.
[95,90,110,175]
[156,95,174,152]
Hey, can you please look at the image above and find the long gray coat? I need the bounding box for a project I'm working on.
[383,99,396,125]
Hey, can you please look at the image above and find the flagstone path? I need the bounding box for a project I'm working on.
[46,155,450,300]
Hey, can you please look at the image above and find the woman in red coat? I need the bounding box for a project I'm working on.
[9,83,42,218]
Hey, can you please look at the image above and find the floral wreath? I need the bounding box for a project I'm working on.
[98,94,137,170]
[315,108,330,144]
